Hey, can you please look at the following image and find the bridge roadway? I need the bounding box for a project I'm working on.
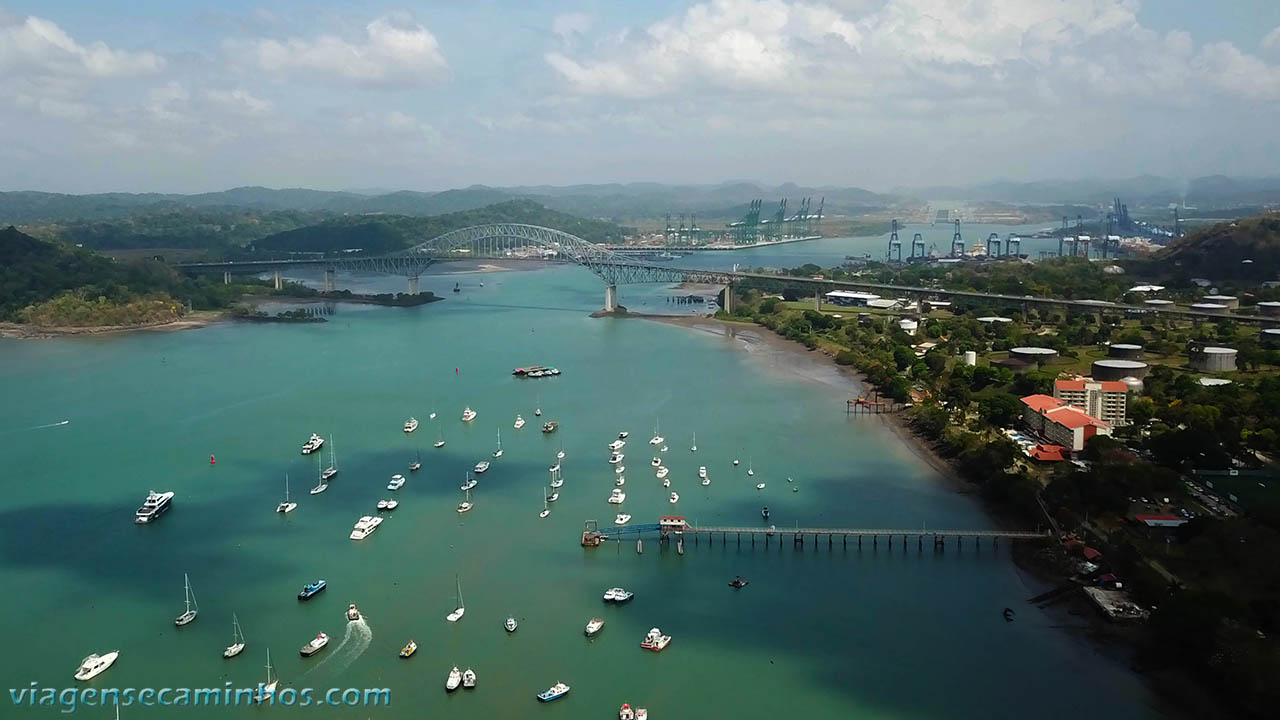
[592,522,1049,541]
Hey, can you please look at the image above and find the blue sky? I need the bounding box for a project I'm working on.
[2,1,1279,193]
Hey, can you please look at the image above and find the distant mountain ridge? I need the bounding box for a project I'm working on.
[894,175,1280,207]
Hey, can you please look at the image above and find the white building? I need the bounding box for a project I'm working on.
[1054,378,1128,427]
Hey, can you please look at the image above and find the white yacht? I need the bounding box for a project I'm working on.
[404,417,419,433]
[604,588,634,602]
[276,474,297,513]
[223,613,246,658]
[615,465,626,475]
[387,474,405,491]
[299,633,329,657]
[614,513,631,525]
[446,576,465,622]
[462,667,477,689]
[171,573,200,627]
[310,454,328,495]
[733,458,740,466]
[514,415,526,429]
[618,431,629,439]
[585,617,605,636]
[698,466,707,480]
[457,488,473,513]
[615,475,625,486]
[474,461,490,474]
[756,483,766,490]
[461,473,478,491]
[74,651,119,681]
[609,452,624,464]
[702,475,710,486]
[301,433,324,455]
[321,436,338,480]
[461,407,477,422]
[255,649,277,704]
[651,457,662,467]
[656,466,669,479]
[608,439,626,451]
[492,427,503,458]
[349,515,384,540]
[134,490,174,524]
[649,419,664,446]
[608,488,626,504]
[640,627,672,652]
[409,450,421,472]
[669,492,679,503]
[663,478,671,487]
[377,499,398,511]
[446,666,462,692]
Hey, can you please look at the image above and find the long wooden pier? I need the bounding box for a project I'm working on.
[583,519,1051,550]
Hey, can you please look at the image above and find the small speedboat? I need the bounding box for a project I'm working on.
[732,459,740,466]
[462,667,476,689]
[698,466,707,479]
[729,576,750,589]
[300,632,329,657]
[346,604,361,622]
[377,499,398,511]
[640,627,671,651]
[74,651,119,681]
[669,492,679,503]
[400,640,417,658]
[473,461,489,474]
[621,704,637,720]
[615,475,625,486]
[505,617,518,633]
[585,617,605,636]
[656,466,669,479]
[662,478,670,488]
[461,407,477,422]
[608,489,626,504]
[514,415,526,429]
[542,421,558,433]
[637,709,648,720]
[618,431,629,439]
[298,579,327,600]
[756,483,765,490]
[609,453,624,465]
[537,682,570,703]
[761,506,770,520]
[615,513,631,525]
[446,667,462,692]
[651,457,661,467]
[701,476,710,486]
[608,439,626,451]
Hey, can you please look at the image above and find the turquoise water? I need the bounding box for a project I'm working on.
[1,261,1167,719]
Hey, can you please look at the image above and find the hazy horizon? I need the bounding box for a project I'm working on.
[3,0,1280,194]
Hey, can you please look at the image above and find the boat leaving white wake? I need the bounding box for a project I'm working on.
[1,419,70,435]
[302,618,371,680]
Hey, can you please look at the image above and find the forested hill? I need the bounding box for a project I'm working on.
[1156,212,1280,279]
[251,200,627,254]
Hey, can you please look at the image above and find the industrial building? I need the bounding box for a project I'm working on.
[1021,394,1113,452]
[823,291,880,307]
[1189,346,1238,372]
[1054,378,1129,427]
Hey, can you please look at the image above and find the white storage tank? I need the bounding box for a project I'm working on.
[1189,346,1237,372]
[1108,343,1144,359]
[1201,295,1239,309]
[1009,346,1059,365]
[1143,299,1174,309]
[977,316,1013,324]
[1092,359,1150,381]
[1260,328,1280,347]
[1190,303,1229,315]
[1257,301,1280,317]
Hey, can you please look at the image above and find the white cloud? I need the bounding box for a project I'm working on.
[0,14,164,78]
[1263,24,1280,53]
[552,13,593,44]
[204,88,273,116]
[233,15,447,87]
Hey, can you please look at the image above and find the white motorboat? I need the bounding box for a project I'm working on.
[537,682,570,702]
[585,617,605,636]
[461,473,478,491]
[620,704,637,720]
[461,407,477,422]
[446,666,462,692]
[608,488,626,504]
[311,453,328,495]
[691,432,697,452]
[733,458,740,466]
[492,427,503,458]
[608,439,626,451]
[134,490,174,524]
[615,513,631,525]
[640,627,672,651]
[223,613,246,658]
[615,475,625,486]
[387,474,405,491]
[457,488,473,513]
[660,445,668,452]
[651,457,661,467]
[602,587,621,601]
[377,499,398,511]
[462,667,477,689]
[702,476,710,486]
[656,466,669,479]
[74,651,119,681]
[698,466,707,479]
[637,709,648,720]
[300,632,329,657]
[609,452,624,464]
[349,515,384,540]
[663,478,670,487]
[611,588,634,602]
[618,431,629,439]
[404,417,418,434]
[474,461,490,474]
[505,616,518,632]
[669,492,679,503]
[347,604,361,621]
[446,576,465,622]
[276,474,297,513]
[615,465,626,475]
[756,483,766,490]
[254,649,278,704]
[175,573,199,626]
[514,414,526,429]
[301,433,324,455]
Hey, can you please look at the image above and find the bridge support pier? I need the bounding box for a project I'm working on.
[324,269,335,293]
[604,284,618,312]
[273,270,282,290]
[407,275,419,295]
[721,285,735,314]
[222,271,231,285]
[815,291,822,311]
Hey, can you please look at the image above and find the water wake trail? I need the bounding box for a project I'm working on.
[0,419,69,436]
[302,619,371,680]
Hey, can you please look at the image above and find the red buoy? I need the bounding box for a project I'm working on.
[210,454,216,465]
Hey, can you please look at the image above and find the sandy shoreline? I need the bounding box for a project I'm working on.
[0,315,224,340]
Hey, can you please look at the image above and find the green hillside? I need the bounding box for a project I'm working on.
[1156,212,1280,280]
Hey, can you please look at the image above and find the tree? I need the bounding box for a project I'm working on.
[978,393,1021,427]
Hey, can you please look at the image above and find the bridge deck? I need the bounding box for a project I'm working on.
[593,522,1048,540]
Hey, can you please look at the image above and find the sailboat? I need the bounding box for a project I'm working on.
[549,467,563,488]
[254,648,277,704]
[492,427,503,458]
[539,487,550,518]
[320,436,338,480]
[691,432,697,452]
[649,418,664,445]
[223,613,246,658]
[446,575,465,622]
[174,573,199,626]
[434,425,446,448]
[410,449,422,472]
[557,436,565,460]
[457,487,473,513]
[747,457,754,477]
[276,474,297,513]
[429,399,437,420]
[310,454,328,495]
